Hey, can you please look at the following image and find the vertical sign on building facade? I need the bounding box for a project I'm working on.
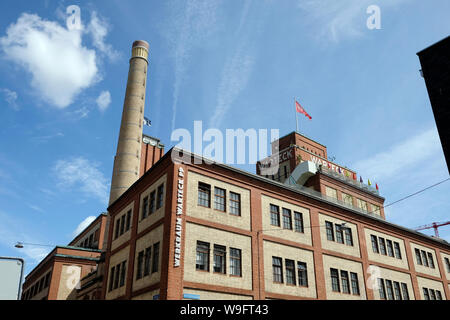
[174,167,184,267]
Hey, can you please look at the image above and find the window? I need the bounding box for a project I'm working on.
[282,208,292,230]
[214,187,226,212]
[229,248,242,276]
[152,242,160,273]
[335,224,344,244]
[330,268,340,292]
[371,235,379,253]
[196,241,210,271]
[445,257,450,273]
[350,272,360,295]
[198,183,211,207]
[340,270,350,294]
[357,199,368,212]
[427,252,435,268]
[415,248,422,265]
[378,278,386,299]
[297,262,308,287]
[142,196,149,220]
[394,242,402,259]
[423,288,430,300]
[113,263,120,289]
[270,204,280,227]
[344,227,353,246]
[144,246,152,276]
[342,193,353,206]
[294,212,304,233]
[272,257,283,283]
[149,191,156,214]
[401,283,409,300]
[119,215,125,237]
[379,237,387,255]
[119,261,126,287]
[372,204,381,215]
[325,186,337,199]
[421,250,429,267]
[125,210,132,231]
[386,240,394,257]
[285,259,296,285]
[385,280,394,300]
[156,184,164,209]
[229,192,241,216]
[109,266,115,292]
[393,281,402,300]
[325,221,334,241]
[136,251,144,280]
[429,289,436,300]
[436,290,442,300]
[213,245,226,274]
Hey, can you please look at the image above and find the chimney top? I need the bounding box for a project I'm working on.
[132,40,149,50]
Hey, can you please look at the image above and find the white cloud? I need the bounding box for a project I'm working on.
[53,156,109,204]
[1,88,19,110]
[0,13,99,108]
[96,90,111,111]
[72,215,96,237]
[352,128,442,182]
[86,11,119,61]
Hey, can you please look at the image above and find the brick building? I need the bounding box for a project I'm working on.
[102,131,450,300]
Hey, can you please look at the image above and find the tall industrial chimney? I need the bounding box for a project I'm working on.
[109,40,150,205]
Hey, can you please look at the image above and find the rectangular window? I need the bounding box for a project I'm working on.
[272,257,283,283]
[394,242,402,259]
[379,237,387,255]
[144,246,151,276]
[213,244,226,274]
[325,186,337,199]
[342,193,353,206]
[114,263,120,289]
[109,266,115,292]
[196,241,210,271]
[119,261,126,287]
[149,191,156,214]
[270,204,280,227]
[229,192,241,216]
[427,252,435,268]
[372,204,381,215]
[229,248,242,276]
[429,289,436,300]
[285,259,296,285]
[415,248,422,265]
[330,268,340,292]
[326,221,335,241]
[436,290,442,300]
[297,262,308,287]
[421,250,429,267]
[378,278,386,299]
[136,251,144,280]
[119,215,125,237]
[142,196,149,220]
[386,240,394,257]
[357,198,368,212]
[214,187,226,212]
[125,210,131,231]
[371,235,379,253]
[294,212,304,233]
[423,288,430,300]
[350,272,360,295]
[156,184,164,209]
[335,225,344,244]
[341,270,350,294]
[282,208,292,230]
[401,283,409,300]
[385,280,394,300]
[393,281,402,300]
[152,242,160,273]
[344,227,353,246]
[445,257,450,273]
[198,183,211,208]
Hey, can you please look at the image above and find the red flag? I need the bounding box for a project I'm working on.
[295,100,312,120]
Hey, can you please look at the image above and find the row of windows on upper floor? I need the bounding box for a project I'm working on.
[22,272,51,300]
[325,186,381,215]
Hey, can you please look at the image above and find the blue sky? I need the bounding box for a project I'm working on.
[0,0,449,275]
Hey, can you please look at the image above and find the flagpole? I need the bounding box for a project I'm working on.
[296,100,298,133]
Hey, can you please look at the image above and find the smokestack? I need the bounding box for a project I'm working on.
[109,40,150,206]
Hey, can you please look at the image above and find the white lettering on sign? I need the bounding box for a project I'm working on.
[310,155,352,178]
[174,167,184,267]
[258,148,293,175]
